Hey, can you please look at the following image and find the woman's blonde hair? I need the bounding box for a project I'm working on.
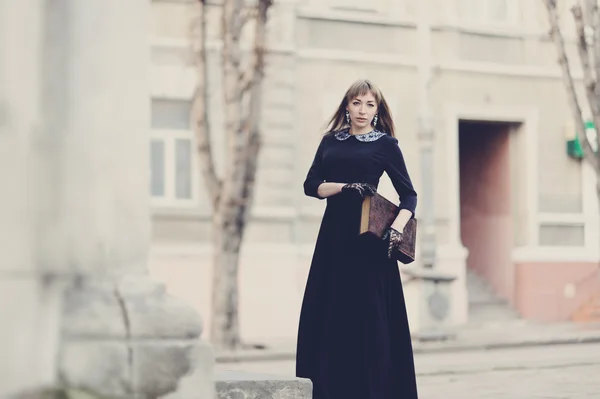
[324,79,395,137]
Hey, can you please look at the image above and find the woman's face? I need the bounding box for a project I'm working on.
[346,91,378,129]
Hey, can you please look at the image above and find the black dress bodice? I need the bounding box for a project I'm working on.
[303,128,417,216]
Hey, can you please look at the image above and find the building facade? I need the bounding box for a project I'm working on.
[148,0,600,343]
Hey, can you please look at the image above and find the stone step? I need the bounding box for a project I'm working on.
[466,271,500,305]
[466,269,520,325]
[216,371,312,399]
[469,301,521,324]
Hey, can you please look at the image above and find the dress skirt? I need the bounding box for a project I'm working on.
[295,195,419,399]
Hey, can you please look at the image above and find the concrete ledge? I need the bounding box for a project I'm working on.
[216,371,312,399]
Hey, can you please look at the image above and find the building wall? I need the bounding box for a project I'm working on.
[147,0,600,339]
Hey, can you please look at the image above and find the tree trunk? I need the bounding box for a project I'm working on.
[211,215,243,349]
[208,0,272,350]
[210,0,244,350]
[542,0,600,269]
[190,0,272,350]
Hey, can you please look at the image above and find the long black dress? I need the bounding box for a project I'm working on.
[295,128,419,399]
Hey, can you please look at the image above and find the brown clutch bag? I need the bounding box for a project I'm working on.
[359,193,417,264]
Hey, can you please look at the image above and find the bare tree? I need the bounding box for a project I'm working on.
[543,0,600,197]
[191,0,273,350]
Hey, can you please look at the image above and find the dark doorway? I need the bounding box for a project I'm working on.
[459,120,515,308]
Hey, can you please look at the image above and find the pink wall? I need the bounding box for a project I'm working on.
[459,122,515,303]
[457,121,598,322]
[515,262,600,321]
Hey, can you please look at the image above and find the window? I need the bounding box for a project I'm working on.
[150,99,199,207]
[457,0,518,26]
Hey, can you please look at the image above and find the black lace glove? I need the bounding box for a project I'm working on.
[341,183,377,199]
[384,227,404,259]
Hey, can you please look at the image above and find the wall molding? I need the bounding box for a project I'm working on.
[297,48,418,68]
[152,37,584,82]
[296,6,416,28]
[513,246,599,263]
[150,242,305,257]
[152,205,299,220]
[537,213,586,224]
[296,48,584,80]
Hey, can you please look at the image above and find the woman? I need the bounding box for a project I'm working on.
[295,79,419,399]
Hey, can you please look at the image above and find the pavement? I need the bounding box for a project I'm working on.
[417,363,600,399]
[215,341,600,398]
[215,341,600,376]
[215,320,600,363]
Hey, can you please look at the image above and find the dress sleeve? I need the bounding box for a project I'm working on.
[303,137,326,199]
[384,137,417,217]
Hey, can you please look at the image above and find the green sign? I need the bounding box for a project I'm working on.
[567,120,598,159]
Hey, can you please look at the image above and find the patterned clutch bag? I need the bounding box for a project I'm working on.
[358,192,417,264]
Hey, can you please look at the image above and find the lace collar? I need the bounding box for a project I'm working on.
[334,128,387,142]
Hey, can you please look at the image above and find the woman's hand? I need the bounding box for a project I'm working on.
[386,227,404,259]
[341,183,377,199]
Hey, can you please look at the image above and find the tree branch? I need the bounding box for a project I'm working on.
[237,0,273,218]
[573,4,596,96]
[573,2,600,169]
[585,0,600,94]
[240,71,254,95]
[220,0,252,214]
[544,0,598,171]
[192,0,222,209]
[584,0,600,170]
[240,0,271,95]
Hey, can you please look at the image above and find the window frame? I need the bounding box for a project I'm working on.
[149,127,201,209]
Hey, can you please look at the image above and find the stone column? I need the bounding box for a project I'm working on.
[411,0,457,339]
[0,0,49,394]
[1,1,213,398]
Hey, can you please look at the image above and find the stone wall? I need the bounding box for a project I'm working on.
[0,1,213,397]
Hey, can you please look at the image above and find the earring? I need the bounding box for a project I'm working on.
[373,114,378,126]
[345,111,350,124]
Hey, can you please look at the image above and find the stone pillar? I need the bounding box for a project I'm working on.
[0,0,49,394]
[402,269,457,341]
[1,1,213,398]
